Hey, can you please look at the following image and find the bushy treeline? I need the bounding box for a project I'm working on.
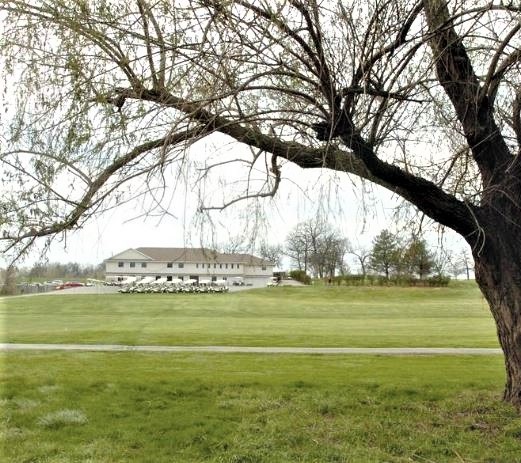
[283,221,472,285]
[1,262,106,295]
[289,269,312,285]
[330,274,451,287]
[10,262,104,281]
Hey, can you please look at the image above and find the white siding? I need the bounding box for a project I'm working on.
[243,264,274,277]
[106,260,261,280]
[105,248,274,283]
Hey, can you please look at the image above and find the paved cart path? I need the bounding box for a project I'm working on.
[0,343,503,355]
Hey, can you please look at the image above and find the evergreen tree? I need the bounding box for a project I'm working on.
[369,230,401,280]
[403,238,434,280]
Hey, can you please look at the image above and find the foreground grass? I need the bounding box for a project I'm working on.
[1,352,520,462]
[0,283,497,347]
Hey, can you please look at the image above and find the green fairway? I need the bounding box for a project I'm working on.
[1,283,516,462]
[2,352,520,462]
[1,283,497,347]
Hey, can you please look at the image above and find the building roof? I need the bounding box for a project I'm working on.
[136,247,217,262]
[107,247,273,266]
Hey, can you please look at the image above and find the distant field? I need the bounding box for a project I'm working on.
[2,352,521,463]
[0,282,498,347]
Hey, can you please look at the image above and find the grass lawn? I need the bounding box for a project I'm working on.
[2,352,521,462]
[0,282,497,347]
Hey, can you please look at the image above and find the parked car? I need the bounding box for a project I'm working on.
[56,281,84,290]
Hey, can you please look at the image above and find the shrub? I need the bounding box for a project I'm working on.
[427,275,451,287]
[339,275,366,286]
[289,270,311,285]
[340,274,451,287]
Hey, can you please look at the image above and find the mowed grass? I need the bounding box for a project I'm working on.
[0,282,497,347]
[2,352,521,462]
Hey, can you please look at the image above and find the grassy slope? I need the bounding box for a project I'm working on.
[2,352,521,463]
[1,282,497,347]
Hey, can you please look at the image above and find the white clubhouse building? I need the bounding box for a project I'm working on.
[105,247,274,286]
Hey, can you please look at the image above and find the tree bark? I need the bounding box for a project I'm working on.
[472,217,521,409]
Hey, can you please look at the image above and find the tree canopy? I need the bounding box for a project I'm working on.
[369,229,401,279]
[0,0,518,259]
[285,219,347,277]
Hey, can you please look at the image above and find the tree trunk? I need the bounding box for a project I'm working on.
[473,228,521,409]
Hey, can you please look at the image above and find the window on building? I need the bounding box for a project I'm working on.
[196,263,199,269]
[118,262,124,268]
[262,265,267,271]
[178,263,184,268]
[211,276,217,281]
[223,277,227,280]
[155,276,161,280]
[167,276,172,282]
[213,263,216,269]
[141,262,147,268]
[225,264,228,269]
[237,264,240,270]
[167,262,173,268]
[220,264,222,269]
[207,263,210,268]
[130,262,136,268]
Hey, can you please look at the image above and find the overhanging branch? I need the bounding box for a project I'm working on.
[423,0,512,183]
[115,87,476,238]
[1,126,205,245]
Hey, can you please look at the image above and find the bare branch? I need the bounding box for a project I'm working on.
[483,23,521,102]
[1,126,205,244]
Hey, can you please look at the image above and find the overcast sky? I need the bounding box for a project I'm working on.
[9,156,468,271]
[0,114,471,271]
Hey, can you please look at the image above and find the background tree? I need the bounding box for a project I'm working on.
[218,236,247,255]
[285,222,314,273]
[257,242,284,268]
[348,245,371,278]
[0,266,17,296]
[309,232,348,279]
[431,247,451,278]
[459,249,474,281]
[369,230,401,280]
[22,262,106,281]
[286,219,346,278]
[2,1,521,408]
[402,237,434,280]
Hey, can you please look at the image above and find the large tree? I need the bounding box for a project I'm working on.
[285,221,315,273]
[1,1,521,408]
[348,244,371,278]
[285,219,346,277]
[369,229,401,280]
[402,237,434,280]
[258,242,284,268]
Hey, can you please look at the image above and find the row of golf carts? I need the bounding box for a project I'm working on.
[117,276,231,294]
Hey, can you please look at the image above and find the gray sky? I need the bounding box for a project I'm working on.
[12,160,468,272]
[0,123,470,271]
